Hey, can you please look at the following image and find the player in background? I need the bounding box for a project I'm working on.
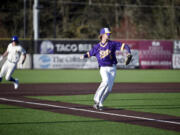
[0,36,26,89]
[80,28,132,110]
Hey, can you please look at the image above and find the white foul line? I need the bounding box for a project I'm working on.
[0,97,180,125]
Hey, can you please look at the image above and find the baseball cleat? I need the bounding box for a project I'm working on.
[93,104,103,111]
[14,79,19,90]
[93,104,98,109]
[98,105,103,111]
[98,106,103,111]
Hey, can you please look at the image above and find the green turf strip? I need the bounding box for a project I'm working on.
[0,104,179,135]
[30,93,180,117]
[1,69,180,83]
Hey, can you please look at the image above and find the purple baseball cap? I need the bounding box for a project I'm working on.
[100,28,111,36]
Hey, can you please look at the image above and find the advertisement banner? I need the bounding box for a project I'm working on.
[33,52,139,69]
[173,54,180,69]
[33,54,98,69]
[173,40,180,54]
[139,41,173,69]
[35,39,139,54]
[36,40,98,54]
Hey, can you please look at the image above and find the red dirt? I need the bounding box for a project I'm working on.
[0,83,180,96]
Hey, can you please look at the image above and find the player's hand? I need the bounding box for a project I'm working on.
[125,54,132,65]
[80,55,84,60]
[19,63,23,69]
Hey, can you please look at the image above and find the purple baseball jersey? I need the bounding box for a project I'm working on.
[88,40,131,67]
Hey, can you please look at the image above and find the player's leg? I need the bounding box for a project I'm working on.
[99,65,117,107]
[5,64,16,82]
[5,62,19,89]
[108,65,117,92]
[93,66,109,109]
[0,61,9,82]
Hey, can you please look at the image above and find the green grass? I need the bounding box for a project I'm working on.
[0,104,179,135]
[30,93,180,117]
[1,69,180,83]
[1,69,180,134]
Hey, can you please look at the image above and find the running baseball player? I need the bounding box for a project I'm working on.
[0,36,26,89]
[80,28,132,110]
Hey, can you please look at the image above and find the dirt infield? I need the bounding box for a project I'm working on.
[0,83,180,132]
[0,83,180,96]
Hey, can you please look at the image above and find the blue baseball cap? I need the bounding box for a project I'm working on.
[12,36,19,42]
[100,28,111,35]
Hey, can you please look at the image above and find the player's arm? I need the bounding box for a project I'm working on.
[0,50,8,61]
[21,48,27,64]
[80,52,90,59]
[114,41,131,55]
[2,50,8,57]
[120,43,132,65]
[21,53,26,64]
[119,43,131,54]
[115,41,132,65]
[80,44,97,60]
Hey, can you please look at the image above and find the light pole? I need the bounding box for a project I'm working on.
[33,0,39,53]
[33,0,39,40]
[24,0,26,38]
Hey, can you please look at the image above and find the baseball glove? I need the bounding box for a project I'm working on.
[125,54,132,65]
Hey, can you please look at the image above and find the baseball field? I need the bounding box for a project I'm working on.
[0,69,180,135]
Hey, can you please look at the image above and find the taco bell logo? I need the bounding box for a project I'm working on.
[40,40,54,54]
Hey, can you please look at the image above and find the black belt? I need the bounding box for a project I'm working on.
[99,64,116,67]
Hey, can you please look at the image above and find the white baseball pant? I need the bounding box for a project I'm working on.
[0,60,16,80]
[94,65,116,107]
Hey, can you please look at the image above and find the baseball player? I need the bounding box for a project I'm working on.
[0,36,26,89]
[80,28,132,110]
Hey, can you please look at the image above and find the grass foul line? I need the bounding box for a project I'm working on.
[0,97,180,125]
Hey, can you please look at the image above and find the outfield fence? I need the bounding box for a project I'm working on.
[0,39,180,69]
